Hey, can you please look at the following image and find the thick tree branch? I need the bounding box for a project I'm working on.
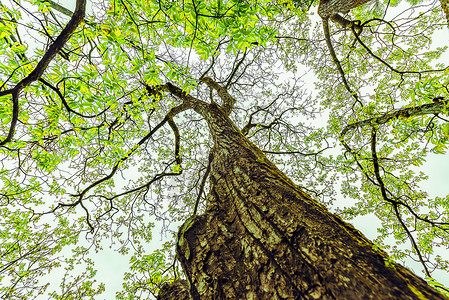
[330,14,361,29]
[164,83,209,116]
[199,77,236,115]
[225,49,248,89]
[44,0,74,17]
[168,119,182,166]
[340,99,449,140]
[318,0,373,19]
[0,0,86,145]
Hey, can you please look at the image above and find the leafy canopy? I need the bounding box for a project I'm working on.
[0,0,448,298]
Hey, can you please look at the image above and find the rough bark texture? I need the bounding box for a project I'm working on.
[440,0,449,25]
[157,102,447,299]
[157,280,191,300]
[318,0,372,19]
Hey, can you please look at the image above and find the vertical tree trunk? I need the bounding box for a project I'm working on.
[318,0,372,18]
[158,103,446,299]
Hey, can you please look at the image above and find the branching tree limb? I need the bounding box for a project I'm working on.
[39,78,109,118]
[349,23,447,76]
[322,18,363,107]
[51,100,189,232]
[43,0,74,17]
[199,77,236,115]
[0,0,86,146]
[370,128,432,278]
[340,99,449,141]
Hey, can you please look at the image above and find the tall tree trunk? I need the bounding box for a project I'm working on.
[158,102,446,299]
[318,0,372,19]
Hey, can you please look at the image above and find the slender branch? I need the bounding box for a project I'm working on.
[71,104,188,199]
[241,96,282,136]
[322,18,362,107]
[274,35,312,42]
[371,129,431,277]
[193,151,213,216]
[0,7,27,61]
[350,25,446,76]
[39,78,109,118]
[370,129,398,205]
[52,103,189,232]
[341,103,449,233]
[263,147,330,156]
[97,170,183,221]
[393,204,431,277]
[225,48,247,89]
[52,81,201,229]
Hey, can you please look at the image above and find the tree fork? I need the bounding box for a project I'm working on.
[158,102,447,299]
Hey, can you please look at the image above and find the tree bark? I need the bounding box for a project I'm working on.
[318,0,372,19]
[158,102,447,299]
[341,99,449,140]
[439,0,449,26]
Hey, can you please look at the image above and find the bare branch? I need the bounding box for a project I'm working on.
[51,102,190,231]
[350,24,448,76]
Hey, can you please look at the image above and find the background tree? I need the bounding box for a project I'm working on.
[0,0,448,299]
